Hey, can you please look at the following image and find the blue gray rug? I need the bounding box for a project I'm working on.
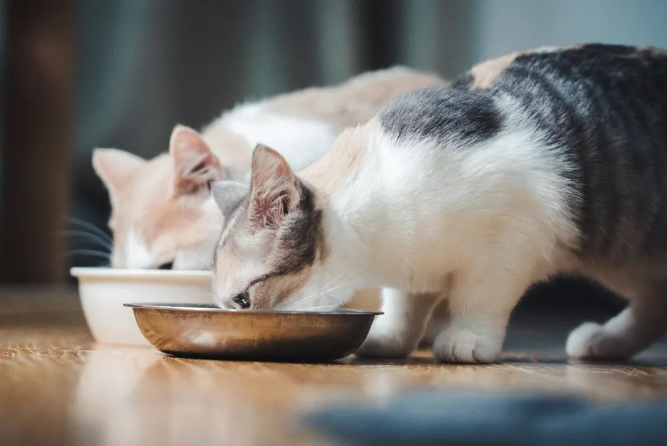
[303,391,667,446]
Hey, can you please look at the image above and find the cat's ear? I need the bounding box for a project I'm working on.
[212,181,248,217]
[248,145,302,228]
[170,125,225,195]
[93,148,146,206]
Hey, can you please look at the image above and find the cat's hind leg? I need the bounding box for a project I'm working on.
[356,288,443,359]
[566,277,667,360]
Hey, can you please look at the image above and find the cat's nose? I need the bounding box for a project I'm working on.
[232,291,250,309]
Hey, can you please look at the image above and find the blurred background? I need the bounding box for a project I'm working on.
[1,0,667,295]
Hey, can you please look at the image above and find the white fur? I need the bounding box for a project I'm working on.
[124,228,154,269]
[281,96,586,363]
[223,104,337,177]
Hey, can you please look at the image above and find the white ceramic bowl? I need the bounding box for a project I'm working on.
[71,267,213,346]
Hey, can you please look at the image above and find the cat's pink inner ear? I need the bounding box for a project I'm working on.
[92,148,146,205]
[249,145,301,228]
[170,125,225,195]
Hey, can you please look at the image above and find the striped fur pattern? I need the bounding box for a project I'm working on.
[466,44,667,264]
[212,44,667,363]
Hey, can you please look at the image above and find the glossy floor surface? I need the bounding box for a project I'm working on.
[1,287,666,446]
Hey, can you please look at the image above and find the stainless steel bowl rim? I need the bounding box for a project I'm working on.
[124,303,383,316]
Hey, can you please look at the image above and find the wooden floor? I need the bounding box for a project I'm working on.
[1,287,666,446]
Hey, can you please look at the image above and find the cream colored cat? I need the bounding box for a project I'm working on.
[93,68,444,270]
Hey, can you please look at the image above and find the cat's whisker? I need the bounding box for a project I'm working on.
[188,299,216,307]
[284,286,340,311]
[190,291,216,298]
[283,291,322,310]
[60,230,112,252]
[62,249,112,261]
[297,306,338,312]
[283,276,342,310]
[309,274,351,298]
[65,216,113,243]
[319,276,353,296]
[303,282,349,306]
[284,274,348,310]
[190,251,213,272]
[292,278,359,310]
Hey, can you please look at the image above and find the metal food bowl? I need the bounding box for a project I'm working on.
[125,303,382,361]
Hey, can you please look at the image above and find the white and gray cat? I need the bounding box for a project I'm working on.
[211,44,667,363]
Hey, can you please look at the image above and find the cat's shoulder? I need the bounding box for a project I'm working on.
[379,87,503,146]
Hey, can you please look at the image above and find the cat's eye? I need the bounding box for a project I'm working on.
[158,261,174,270]
[233,291,251,309]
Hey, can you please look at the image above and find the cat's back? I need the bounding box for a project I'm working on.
[379,44,667,265]
[467,44,667,93]
[467,44,667,146]
[381,44,667,148]
[483,44,667,262]
[264,67,445,129]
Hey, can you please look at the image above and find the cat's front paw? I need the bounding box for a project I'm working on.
[433,327,501,364]
[566,322,628,360]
